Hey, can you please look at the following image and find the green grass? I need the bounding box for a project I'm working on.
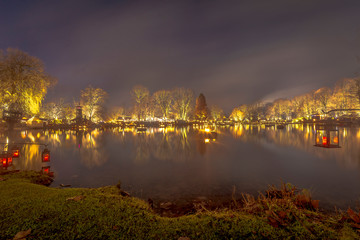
[0,171,359,239]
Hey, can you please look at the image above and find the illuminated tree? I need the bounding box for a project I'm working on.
[107,106,125,122]
[230,107,244,122]
[353,78,360,106]
[291,96,304,118]
[153,90,172,119]
[330,79,356,113]
[43,98,67,121]
[81,85,107,122]
[0,48,56,116]
[302,92,316,117]
[131,85,150,120]
[62,105,75,122]
[194,93,209,120]
[172,88,194,120]
[210,105,224,121]
[314,87,332,113]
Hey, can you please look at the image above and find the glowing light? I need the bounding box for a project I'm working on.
[322,136,327,145]
[204,138,210,143]
[42,166,50,174]
[12,150,20,158]
[42,148,50,162]
[333,136,338,144]
[28,132,35,142]
[204,128,210,133]
[21,131,27,139]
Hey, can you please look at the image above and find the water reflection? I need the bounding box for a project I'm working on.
[229,124,360,170]
[3,125,360,172]
[2,124,360,209]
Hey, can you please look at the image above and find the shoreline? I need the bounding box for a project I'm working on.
[1,170,360,239]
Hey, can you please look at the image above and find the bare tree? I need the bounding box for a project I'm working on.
[153,90,172,119]
[230,107,244,122]
[172,88,194,120]
[131,85,150,120]
[210,105,224,121]
[81,85,107,122]
[43,98,67,121]
[314,87,332,113]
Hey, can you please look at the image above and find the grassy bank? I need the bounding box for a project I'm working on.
[0,171,359,239]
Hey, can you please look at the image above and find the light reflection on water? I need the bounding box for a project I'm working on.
[2,124,360,209]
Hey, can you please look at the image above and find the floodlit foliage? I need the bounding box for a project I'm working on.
[0,48,56,116]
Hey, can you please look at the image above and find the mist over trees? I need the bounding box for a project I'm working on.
[230,78,360,122]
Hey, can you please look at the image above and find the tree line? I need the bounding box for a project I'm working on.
[0,48,221,123]
[1,48,359,124]
[230,78,360,122]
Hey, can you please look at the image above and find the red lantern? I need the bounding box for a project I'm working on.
[42,166,50,174]
[42,148,50,162]
[1,155,12,167]
[12,149,20,158]
[322,136,327,145]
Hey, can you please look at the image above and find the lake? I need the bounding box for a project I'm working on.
[2,124,360,209]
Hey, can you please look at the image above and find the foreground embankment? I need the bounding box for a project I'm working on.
[0,171,359,239]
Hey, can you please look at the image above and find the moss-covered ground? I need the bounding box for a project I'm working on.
[0,171,359,239]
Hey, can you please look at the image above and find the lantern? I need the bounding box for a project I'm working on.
[322,136,327,145]
[11,146,20,158]
[42,166,50,174]
[314,124,340,148]
[42,148,50,162]
[1,153,12,168]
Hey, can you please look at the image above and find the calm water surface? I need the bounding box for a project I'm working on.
[3,124,360,209]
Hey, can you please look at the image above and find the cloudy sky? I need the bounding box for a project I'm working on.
[1,0,360,113]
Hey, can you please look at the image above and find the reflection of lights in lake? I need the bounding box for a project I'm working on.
[21,131,26,139]
[232,124,244,137]
[27,132,35,142]
[37,133,41,138]
[357,130,360,139]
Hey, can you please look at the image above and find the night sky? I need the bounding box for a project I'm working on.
[1,0,360,113]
